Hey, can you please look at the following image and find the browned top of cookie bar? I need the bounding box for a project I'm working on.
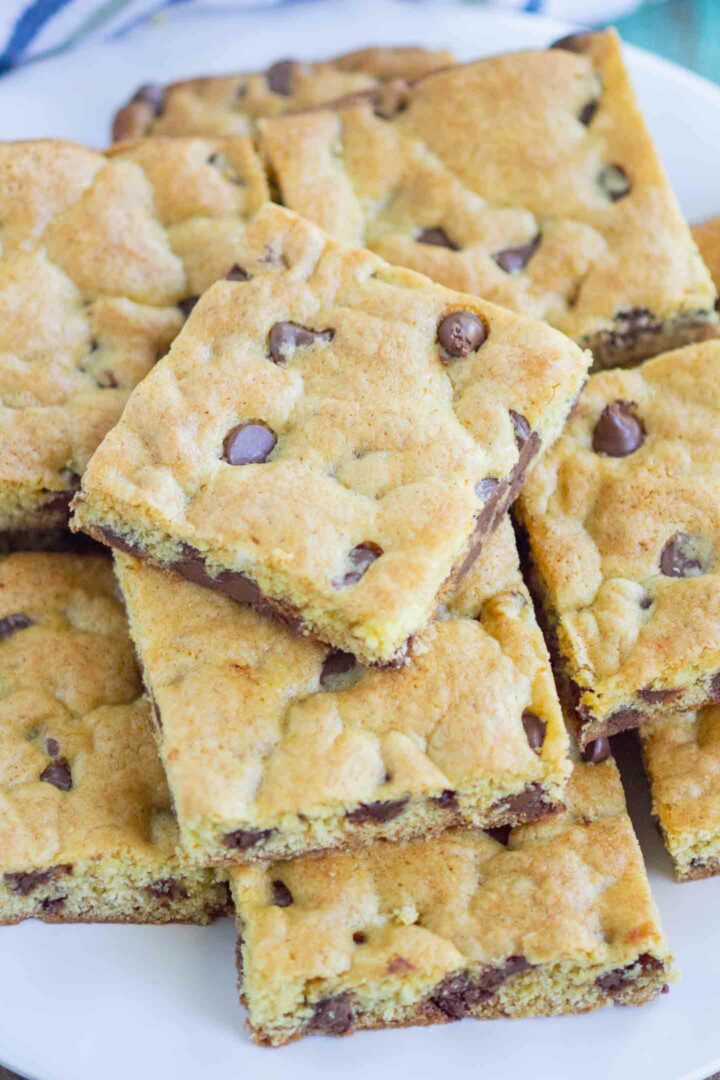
[516,339,720,718]
[114,516,570,846]
[72,203,589,664]
[0,137,268,521]
[112,46,454,141]
[0,552,181,870]
[231,760,671,1038]
[259,30,715,347]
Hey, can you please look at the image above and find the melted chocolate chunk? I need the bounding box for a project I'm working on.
[0,613,34,640]
[271,880,293,907]
[490,783,557,822]
[578,99,599,126]
[660,533,709,578]
[223,827,275,851]
[333,542,383,588]
[432,957,531,1017]
[509,410,533,450]
[146,879,189,902]
[223,422,277,466]
[320,650,358,688]
[40,757,73,792]
[597,953,663,993]
[521,710,546,754]
[225,264,250,282]
[178,296,199,318]
[267,59,295,96]
[434,789,458,810]
[485,824,511,846]
[346,797,409,824]
[599,163,631,202]
[268,321,334,365]
[41,896,66,914]
[308,993,354,1035]
[592,400,644,457]
[437,311,488,358]
[582,737,612,764]
[4,865,70,896]
[493,234,541,274]
[417,226,459,250]
[637,687,682,704]
[353,931,367,944]
[45,738,60,757]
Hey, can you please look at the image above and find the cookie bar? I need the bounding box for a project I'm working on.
[112,46,454,141]
[516,339,720,748]
[230,758,674,1046]
[0,552,231,925]
[72,203,590,666]
[259,29,717,367]
[0,137,268,546]
[640,707,720,882]
[114,515,571,866]
[693,216,720,293]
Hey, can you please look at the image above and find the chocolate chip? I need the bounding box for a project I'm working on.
[490,783,558,823]
[592,400,644,457]
[509,410,532,450]
[475,477,500,502]
[597,953,662,994]
[582,737,611,764]
[353,931,367,944]
[637,687,682,704]
[346,797,409,824]
[41,896,66,914]
[599,164,631,202]
[579,99,599,126]
[388,956,414,974]
[709,673,720,702]
[268,321,334,365]
[271,880,293,907]
[493,234,541,274]
[521,710,546,754]
[332,542,383,588]
[550,32,594,52]
[0,613,34,640]
[417,227,459,250]
[222,827,274,851]
[45,738,60,757]
[640,594,653,610]
[223,422,276,466]
[267,59,295,96]
[178,296,199,318]
[660,533,708,578]
[4,867,61,896]
[225,264,250,282]
[320,650,357,688]
[485,825,511,846]
[437,311,488,358]
[604,308,662,353]
[308,994,354,1035]
[146,879,189,902]
[432,958,531,1018]
[40,758,72,792]
[133,83,164,113]
[434,789,458,810]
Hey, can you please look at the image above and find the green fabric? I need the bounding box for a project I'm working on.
[614,0,720,83]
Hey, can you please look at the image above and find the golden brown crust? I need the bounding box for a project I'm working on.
[693,216,720,292]
[258,30,717,364]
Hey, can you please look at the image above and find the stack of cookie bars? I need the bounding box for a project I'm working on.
[2,30,719,1047]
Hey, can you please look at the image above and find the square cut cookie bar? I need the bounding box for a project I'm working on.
[112,46,454,141]
[230,759,674,1046]
[0,552,231,924]
[0,136,268,548]
[516,339,720,749]
[640,707,720,882]
[114,515,572,866]
[259,29,717,368]
[72,203,590,667]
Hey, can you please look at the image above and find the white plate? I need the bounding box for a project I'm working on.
[1,5,720,1080]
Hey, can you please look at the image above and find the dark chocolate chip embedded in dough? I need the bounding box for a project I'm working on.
[346,797,409,824]
[223,422,277,466]
[45,738,60,757]
[41,896,66,914]
[178,296,199,318]
[637,687,682,704]
[493,234,541,274]
[271,880,293,907]
[320,650,357,687]
[4,867,59,896]
[146,879,190,902]
[40,757,73,792]
[582,737,611,764]
[437,311,488,358]
[309,993,354,1035]
[333,542,383,588]
[434,789,458,810]
[0,613,34,640]
[597,953,662,993]
[225,264,250,282]
[599,163,631,202]
[592,400,644,457]
[417,226,459,250]
[268,321,335,365]
[486,824,511,846]
[266,59,295,96]
[579,99,599,126]
[509,410,533,450]
[660,533,708,578]
[521,710,547,754]
[223,827,275,851]
[353,931,368,944]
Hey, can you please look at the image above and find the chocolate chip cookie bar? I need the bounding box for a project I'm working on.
[112,46,454,141]
[230,758,674,1046]
[516,339,720,749]
[114,515,571,865]
[0,552,231,925]
[0,137,268,548]
[259,29,717,367]
[72,203,590,666]
[640,707,720,882]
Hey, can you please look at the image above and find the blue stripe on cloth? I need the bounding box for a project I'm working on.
[0,0,75,73]
[524,0,543,11]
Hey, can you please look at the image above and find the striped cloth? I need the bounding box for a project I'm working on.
[0,0,647,75]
